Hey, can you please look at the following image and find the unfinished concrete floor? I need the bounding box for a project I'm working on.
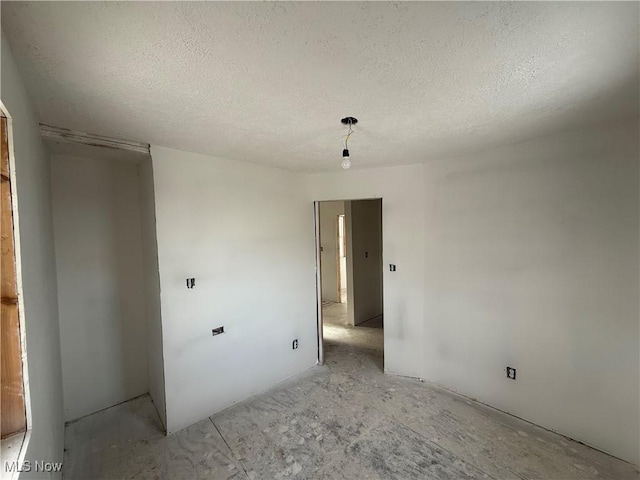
[64,306,639,479]
[322,301,383,366]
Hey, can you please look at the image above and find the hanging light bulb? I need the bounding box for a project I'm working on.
[340,117,357,170]
[341,149,351,169]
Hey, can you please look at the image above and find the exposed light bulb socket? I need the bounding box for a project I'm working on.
[342,149,349,158]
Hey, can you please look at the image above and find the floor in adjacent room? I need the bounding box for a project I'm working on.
[63,305,639,479]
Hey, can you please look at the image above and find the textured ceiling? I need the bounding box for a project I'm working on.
[2,2,638,171]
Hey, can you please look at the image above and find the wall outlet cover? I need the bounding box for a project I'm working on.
[506,366,516,380]
[212,326,224,336]
[292,339,298,350]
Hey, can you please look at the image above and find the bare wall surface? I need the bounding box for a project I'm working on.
[350,199,383,325]
[307,126,639,465]
[138,158,166,429]
[306,165,426,378]
[151,146,317,434]
[51,154,148,422]
[422,121,640,465]
[319,201,344,303]
[1,31,64,479]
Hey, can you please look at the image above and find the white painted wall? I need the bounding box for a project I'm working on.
[138,158,166,428]
[422,121,639,465]
[350,199,383,325]
[306,123,639,465]
[150,146,317,434]
[1,31,64,479]
[306,165,426,378]
[319,201,344,303]
[50,154,148,422]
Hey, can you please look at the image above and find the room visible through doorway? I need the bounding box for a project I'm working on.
[315,199,383,370]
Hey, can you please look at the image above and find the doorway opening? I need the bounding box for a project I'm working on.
[315,199,383,371]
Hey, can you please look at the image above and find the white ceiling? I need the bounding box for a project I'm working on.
[2,2,638,172]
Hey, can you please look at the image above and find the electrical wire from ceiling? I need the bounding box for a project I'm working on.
[340,117,357,170]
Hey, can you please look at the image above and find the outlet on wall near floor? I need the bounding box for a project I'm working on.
[292,339,298,350]
[506,366,516,380]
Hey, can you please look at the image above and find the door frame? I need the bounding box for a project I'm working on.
[1,101,32,453]
[336,214,346,304]
[314,202,324,365]
[314,198,384,368]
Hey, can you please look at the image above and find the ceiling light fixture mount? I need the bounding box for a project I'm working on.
[341,117,357,170]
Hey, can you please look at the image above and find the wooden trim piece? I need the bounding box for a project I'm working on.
[1,179,17,300]
[1,304,26,437]
[40,123,150,155]
[1,116,26,438]
[1,117,9,179]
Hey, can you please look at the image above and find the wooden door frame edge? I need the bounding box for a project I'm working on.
[1,101,33,443]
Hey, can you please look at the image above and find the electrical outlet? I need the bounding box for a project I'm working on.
[292,339,298,350]
[389,264,396,272]
[186,278,195,289]
[212,326,224,336]
[506,366,516,380]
